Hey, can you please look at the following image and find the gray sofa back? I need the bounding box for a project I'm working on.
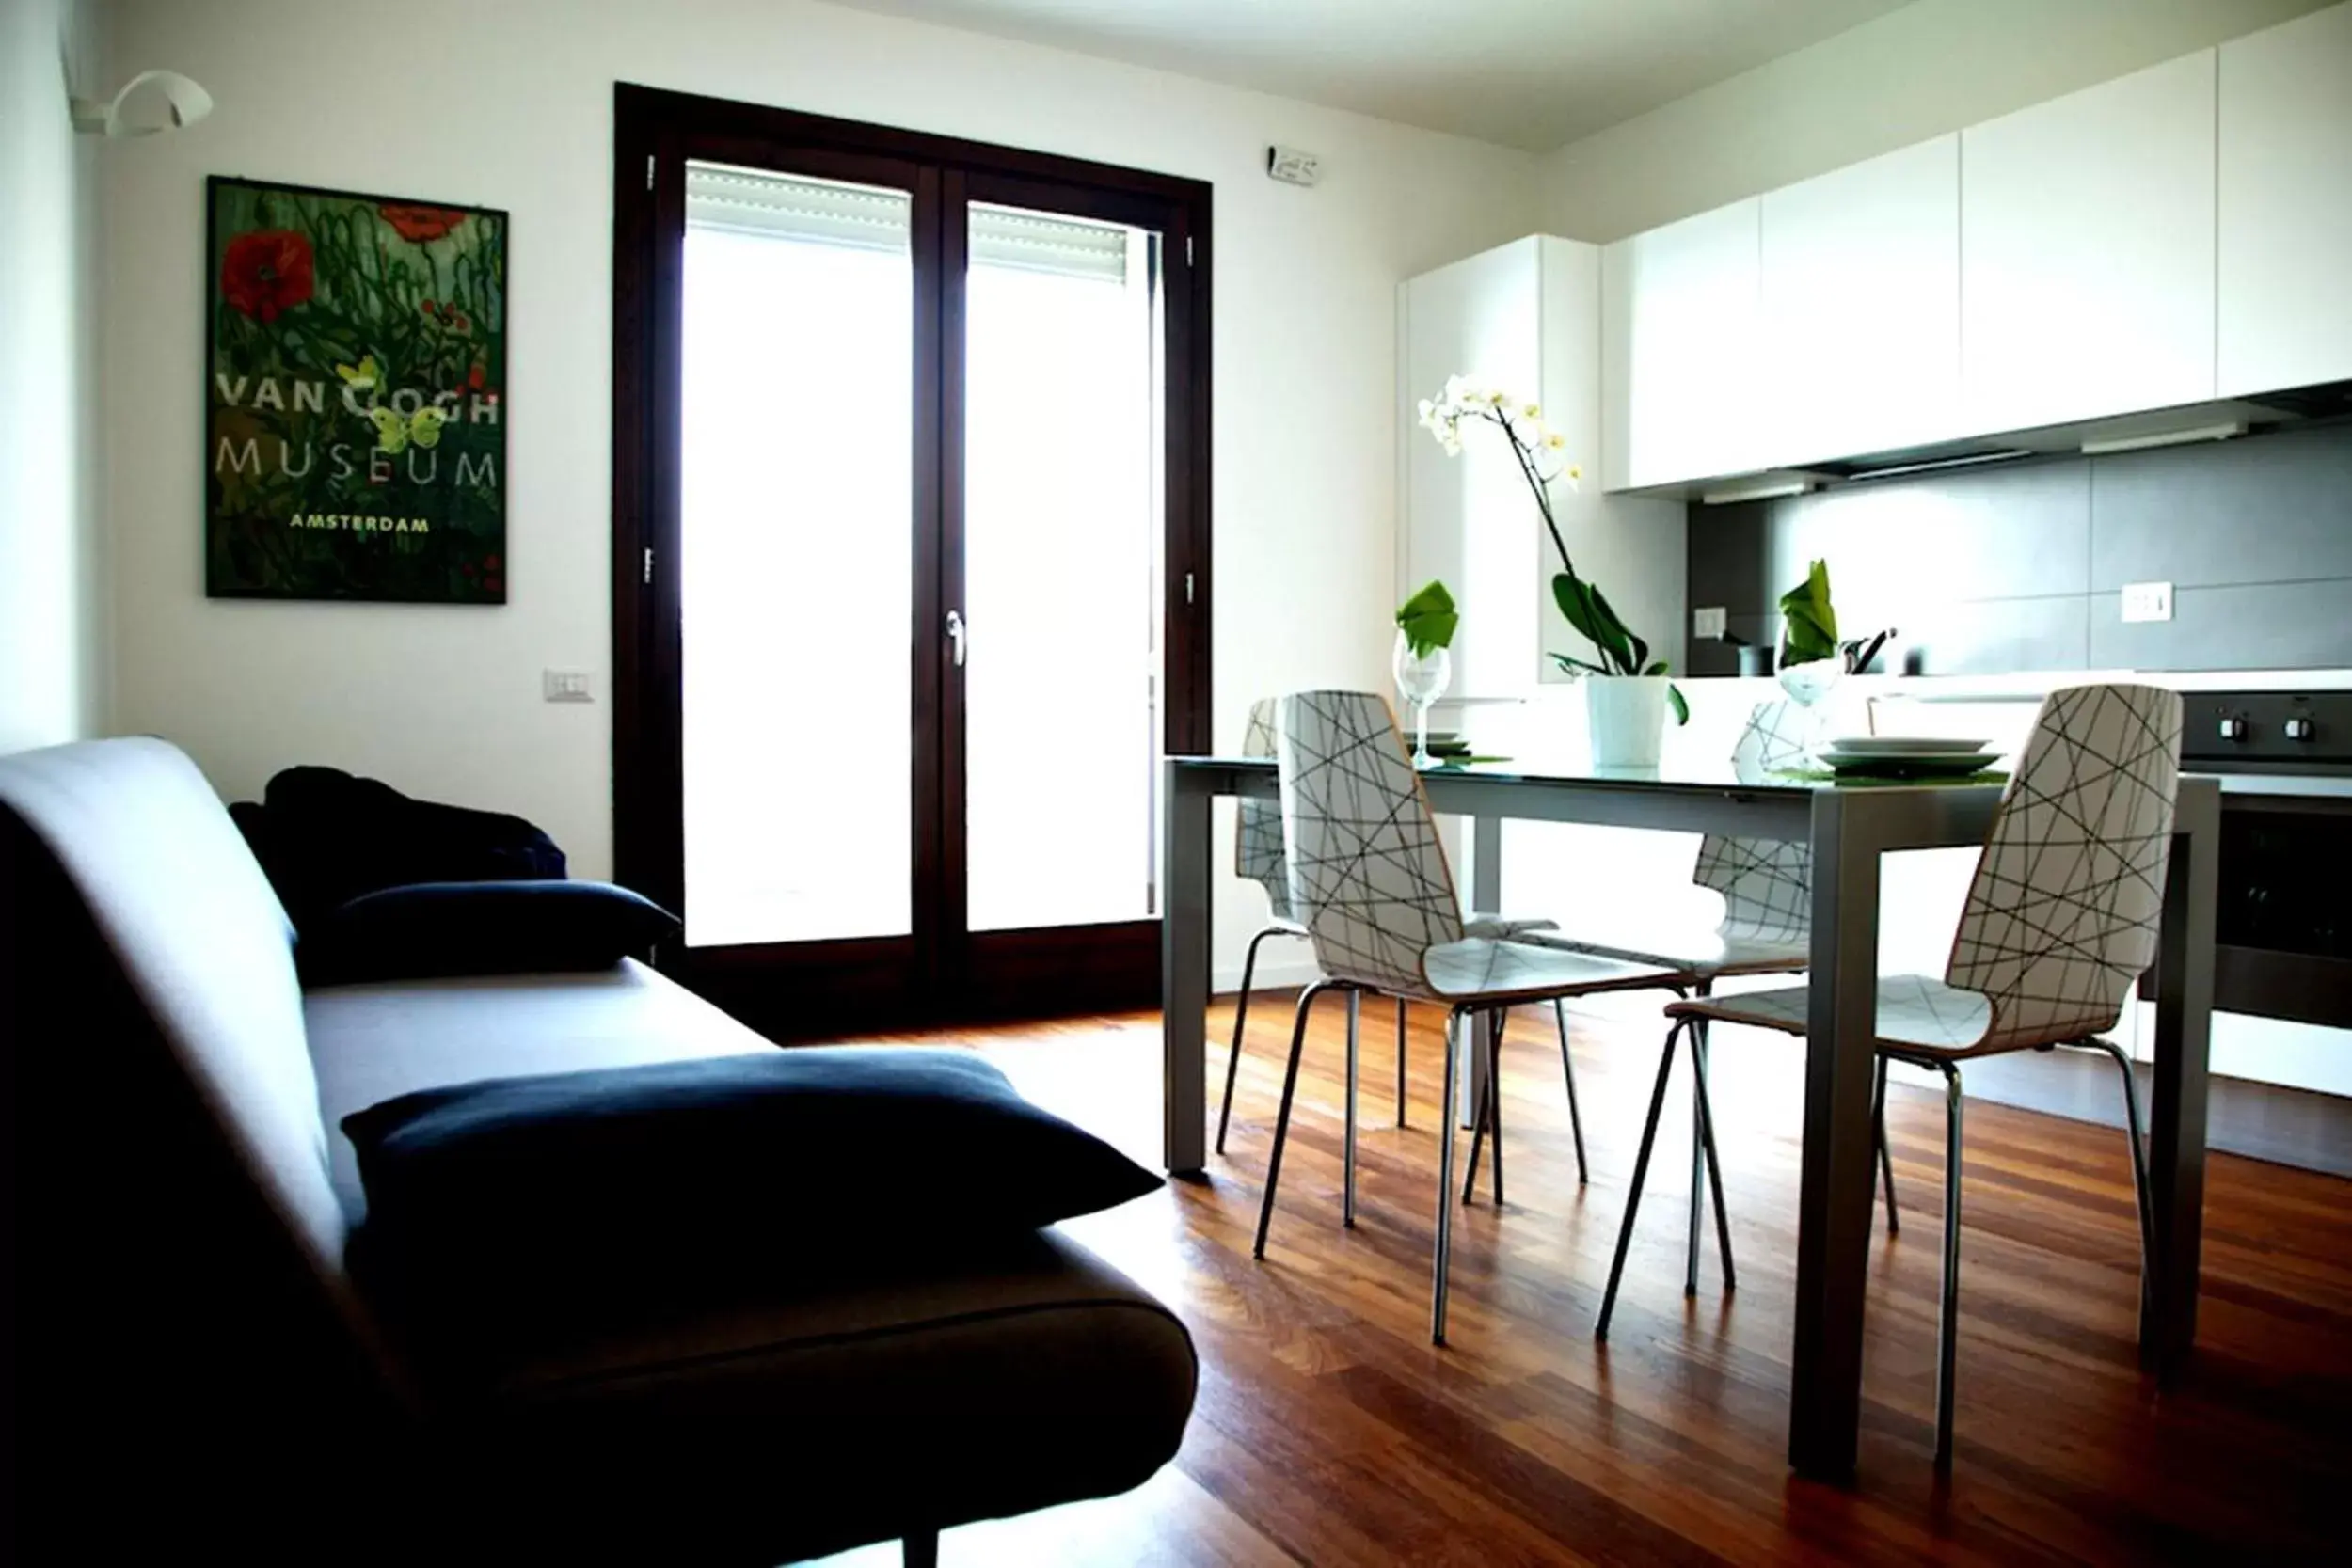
[0,738,352,1285]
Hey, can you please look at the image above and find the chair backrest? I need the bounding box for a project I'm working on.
[1234,698,1294,923]
[1692,702,1817,943]
[1945,683,2185,1049]
[1275,690,1463,993]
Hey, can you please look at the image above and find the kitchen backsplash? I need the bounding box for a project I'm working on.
[1686,420,2352,677]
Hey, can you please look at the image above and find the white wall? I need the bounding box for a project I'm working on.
[1540,0,2333,242]
[102,0,1539,984]
[0,0,105,752]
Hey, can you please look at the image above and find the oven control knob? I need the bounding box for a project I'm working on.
[2285,717,2316,741]
[2218,716,2249,742]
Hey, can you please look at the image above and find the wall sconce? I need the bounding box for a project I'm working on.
[72,69,214,137]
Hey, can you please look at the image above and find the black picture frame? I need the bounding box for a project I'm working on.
[204,174,510,603]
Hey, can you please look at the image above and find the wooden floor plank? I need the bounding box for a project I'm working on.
[805,1000,2350,1566]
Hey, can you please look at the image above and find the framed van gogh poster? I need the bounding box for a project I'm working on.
[205,176,507,602]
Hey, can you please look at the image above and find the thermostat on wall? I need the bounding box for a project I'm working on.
[1266,146,1321,186]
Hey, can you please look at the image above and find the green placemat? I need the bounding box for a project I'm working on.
[1773,766,2009,788]
[1426,755,1512,769]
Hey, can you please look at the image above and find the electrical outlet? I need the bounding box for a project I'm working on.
[542,669,594,703]
[2121,582,2174,624]
[1692,606,1728,641]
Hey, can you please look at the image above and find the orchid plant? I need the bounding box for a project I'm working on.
[1418,377,1687,723]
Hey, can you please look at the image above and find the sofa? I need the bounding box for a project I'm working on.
[0,738,1195,1565]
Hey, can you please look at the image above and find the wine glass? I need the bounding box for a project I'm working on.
[1775,625,1842,708]
[1392,629,1453,768]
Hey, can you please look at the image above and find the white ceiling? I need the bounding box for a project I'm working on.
[828,0,1918,151]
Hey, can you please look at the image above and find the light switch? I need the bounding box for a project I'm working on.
[1692,606,1728,641]
[2121,582,2174,624]
[543,669,594,703]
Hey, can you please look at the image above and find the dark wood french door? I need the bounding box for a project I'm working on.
[612,85,1211,1039]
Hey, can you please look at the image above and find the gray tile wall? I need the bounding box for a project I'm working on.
[1686,421,2352,677]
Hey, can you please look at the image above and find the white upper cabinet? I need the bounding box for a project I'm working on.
[2218,1,2352,397]
[1402,238,1686,695]
[1400,239,1542,699]
[1601,198,1761,490]
[1961,51,2217,434]
[1759,135,1960,467]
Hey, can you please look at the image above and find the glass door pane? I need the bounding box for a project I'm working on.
[680,164,914,946]
[961,203,1163,932]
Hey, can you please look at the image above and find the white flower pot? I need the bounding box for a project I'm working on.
[1585,676,1669,768]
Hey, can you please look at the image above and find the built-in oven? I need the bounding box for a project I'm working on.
[2177,690,2352,1030]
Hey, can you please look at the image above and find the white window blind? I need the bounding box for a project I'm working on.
[685,162,1136,283]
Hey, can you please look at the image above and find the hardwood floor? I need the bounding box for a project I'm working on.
[813,998,2352,1566]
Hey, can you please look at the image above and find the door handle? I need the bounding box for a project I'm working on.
[945,610,967,669]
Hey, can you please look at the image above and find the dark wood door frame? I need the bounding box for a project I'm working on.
[611,83,1212,1037]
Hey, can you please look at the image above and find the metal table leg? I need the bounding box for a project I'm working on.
[2145,777,2217,1374]
[1788,787,1890,1481]
[1465,815,1502,1127]
[1162,761,1212,1176]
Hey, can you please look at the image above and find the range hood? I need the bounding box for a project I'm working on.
[1686,380,2352,504]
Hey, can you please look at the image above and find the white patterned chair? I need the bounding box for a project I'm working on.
[1216,697,1570,1160]
[1595,683,2184,1469]
[1251,691,1685,1344]
[1511,702,1902,1302]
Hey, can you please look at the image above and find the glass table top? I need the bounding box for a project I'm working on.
[1169,752,2010,794]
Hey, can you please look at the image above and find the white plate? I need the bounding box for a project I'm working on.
[1824,752,1998,776]
[1824,736,1991,757]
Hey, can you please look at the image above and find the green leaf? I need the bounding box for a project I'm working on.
[1549,651,1608,675]
[1776,557,1840,664]
[1591,582,1647,673]
[1395,578,1459,658]
[1666,682,1690,726]
[1552,573,1633,672]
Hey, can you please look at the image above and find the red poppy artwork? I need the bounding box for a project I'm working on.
[220,230,315,323]
[206,177,507,604]
[378,203,468,244]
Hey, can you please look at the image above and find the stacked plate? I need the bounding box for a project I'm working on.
[1820,736,1996,778]
[1415,730,1474,760]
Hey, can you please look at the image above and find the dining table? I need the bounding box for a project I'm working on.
[1157,751,2220,1482]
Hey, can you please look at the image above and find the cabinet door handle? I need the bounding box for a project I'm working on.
[945,610,967,669]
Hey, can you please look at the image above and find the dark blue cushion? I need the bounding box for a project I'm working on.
[342,1048,1163,1308]
[299,879,679,985]
[240,765,567,929]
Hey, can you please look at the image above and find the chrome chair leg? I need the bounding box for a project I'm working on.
[1395,995,1410,1129]
[1872,1055,1899,1236]
[1216,925,1281,1156]
[1343,987,1361,1228]
[1487,1009,1505,1207]
[1554,998,1588,1185]
[2083,1038,2156,1320]
[1433,1008,1464,1345]
[1251,981,1335,1260]
[1460,1008,1510,1206]
[1686,1013,1710,1295]
[1597,1018,1688,1342]
[1932,1059,1964,1471]
[1690,1025,1737,1293]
